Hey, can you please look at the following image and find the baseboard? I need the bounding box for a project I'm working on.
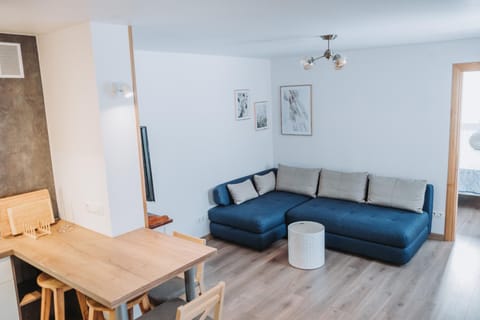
[206,232,445,241]
[203,233,213,240]
[429,233,445,241]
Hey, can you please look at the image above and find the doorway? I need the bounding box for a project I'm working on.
[445,62,480,241]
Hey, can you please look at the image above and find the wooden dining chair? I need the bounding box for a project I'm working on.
[37,272,88,320]
[148,231,206,306]
[86,293,151,320]
[138,281,225,320]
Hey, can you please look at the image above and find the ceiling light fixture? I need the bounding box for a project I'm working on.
[301,34,347,71]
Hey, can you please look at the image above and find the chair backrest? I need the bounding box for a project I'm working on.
[173,231,207,292]
[176,281,225,320]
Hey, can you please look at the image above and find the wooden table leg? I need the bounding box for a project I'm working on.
[184,267,196,302]
[114,303,128,320]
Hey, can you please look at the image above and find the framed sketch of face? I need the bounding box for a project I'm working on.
[254,101,269,130]
[234,89,250,120]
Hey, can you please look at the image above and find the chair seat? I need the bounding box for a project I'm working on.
[37,273,71,291]
[138,298,212,320]
[148,277,190,306]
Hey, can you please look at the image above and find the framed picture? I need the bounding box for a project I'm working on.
[280,84,312,136]
[254,101,269,130]
[234,89,250,120]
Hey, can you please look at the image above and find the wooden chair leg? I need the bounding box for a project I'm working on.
[40,287,52,320]
[53,288,66,320]
[76,291,89,320]
[108,310,116,320]
[198,279,206,295]
[128,307,134,320]
[88,308,95,320]
[91,310,105,320]
[139,295,152,314]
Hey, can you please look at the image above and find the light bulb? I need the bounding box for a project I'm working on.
[301,57,315,70]
[333,54,347,70]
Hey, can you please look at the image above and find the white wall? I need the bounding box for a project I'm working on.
[271,38,480,235]
[38,23,112,235]
[39,22,144,236]
[134,51,273,237]
[90,23,145,236]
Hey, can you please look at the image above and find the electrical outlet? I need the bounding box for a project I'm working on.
[85,202,104,216]
[433,211,444,217]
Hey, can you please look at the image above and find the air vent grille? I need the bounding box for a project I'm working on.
[0,42,24,78]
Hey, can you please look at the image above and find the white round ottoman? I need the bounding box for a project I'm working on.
[288,221,325,269]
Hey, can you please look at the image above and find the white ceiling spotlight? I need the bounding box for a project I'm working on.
[301,34,347,71]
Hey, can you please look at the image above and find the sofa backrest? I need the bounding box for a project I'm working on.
[212,170,434,231]
[213,169,276,206]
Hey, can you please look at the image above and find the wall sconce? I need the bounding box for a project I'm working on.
[112,82,133,98]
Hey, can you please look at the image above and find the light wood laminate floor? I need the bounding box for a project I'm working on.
[204,199,480,320]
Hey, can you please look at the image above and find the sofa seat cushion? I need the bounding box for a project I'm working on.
[286,197,429,248]
[210,223,286,251]
[209,191,310,233]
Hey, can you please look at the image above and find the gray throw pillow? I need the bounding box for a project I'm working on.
[275,164,320,197]
[317,169,368,202]
[367,175,427,213]
[227,179,259,205]
[254,171,276,195]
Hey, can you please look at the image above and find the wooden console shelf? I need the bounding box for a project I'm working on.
[147,213,173,229]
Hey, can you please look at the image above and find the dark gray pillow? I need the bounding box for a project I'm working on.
[367,175,427,213]
[275,164,320,197]
[317,169,368,202]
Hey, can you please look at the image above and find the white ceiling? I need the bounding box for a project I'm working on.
[1,0,480,57]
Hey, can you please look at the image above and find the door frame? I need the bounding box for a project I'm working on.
[445,62,480,241]
[127,25,149,227]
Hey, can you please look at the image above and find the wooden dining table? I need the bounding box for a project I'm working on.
[0,220,217,319]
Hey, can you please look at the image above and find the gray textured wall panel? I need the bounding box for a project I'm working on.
[0,33,58,216]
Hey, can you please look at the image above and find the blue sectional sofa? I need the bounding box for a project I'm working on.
[208,168,434,265]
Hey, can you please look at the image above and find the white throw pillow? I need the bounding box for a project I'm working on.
[227,179,259,205]
[254,171,276,195]
[317,169,368,202]
[367,175,427,213]
[275,164,320,197]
